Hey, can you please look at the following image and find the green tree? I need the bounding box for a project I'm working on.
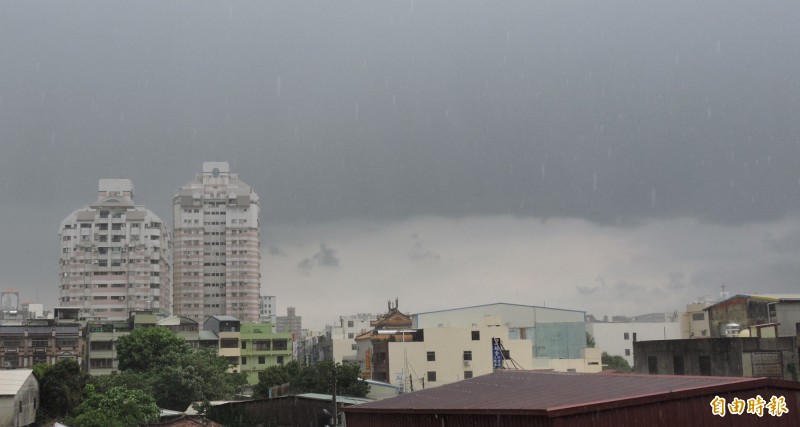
[113,327,246,411]
[151,347,247,411]
[585,332,596,348]
[66,385,159,427]
[115,326,191,371]
[34,359,89,421]
[257,360,369,398]
[601,352,632,372]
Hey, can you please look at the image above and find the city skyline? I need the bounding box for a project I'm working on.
[1,1,799,328]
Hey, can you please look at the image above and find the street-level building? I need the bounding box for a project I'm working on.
[173,162,261,324]
[59,179,171,319]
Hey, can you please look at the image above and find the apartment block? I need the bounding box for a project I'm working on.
[239,323,292,384]
[173,162,261,323]
[59,179,171,319]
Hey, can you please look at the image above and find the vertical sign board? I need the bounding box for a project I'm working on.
[492,338,503,369]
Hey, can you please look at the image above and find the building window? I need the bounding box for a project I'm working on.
[692,313,705,321]
[220,339,238,348]
[277,356,284,365]
[699,355,712,376]
[241,357,247,365]
[463,351,472,361]
[673,356,685,375]
[647,356,658,375]
[241,341,247,350]
[625,349,631,356]
[89,358,113,369]
[464,371,473,379]
[623,332,630,340]
[258,356,266,364]
[632,333,637,342]
[427,371,437,382]
[471,331,480,341]
[348,333,354,339]
[347,320,354,327]
[31,339,49,347]
[427,351,436,362]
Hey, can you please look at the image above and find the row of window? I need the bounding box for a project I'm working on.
[424,370,473,382]
[426,350,478,362]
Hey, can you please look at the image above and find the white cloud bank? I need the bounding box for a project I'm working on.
[262,215,800,329]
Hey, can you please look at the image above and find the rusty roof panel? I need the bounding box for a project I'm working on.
[345,370,800,415]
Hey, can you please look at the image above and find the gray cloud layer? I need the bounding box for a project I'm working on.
[1,2,799,312]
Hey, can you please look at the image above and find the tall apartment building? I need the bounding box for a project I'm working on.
[173,162,261,323]
[59,180,171,319]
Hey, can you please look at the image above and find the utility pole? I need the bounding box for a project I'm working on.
[331,364,338,426]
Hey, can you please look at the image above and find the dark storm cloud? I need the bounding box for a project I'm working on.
[1,1,800,307]
[409,233,440,261]
[1,1,799,227]
[297,242,340,274]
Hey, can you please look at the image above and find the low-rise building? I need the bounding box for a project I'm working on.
[633,337,799,381]
[239,323,292,384]
[0,320,83,369]
[204,315,241,368]
[706,294,800,338]
[0,369,38,427]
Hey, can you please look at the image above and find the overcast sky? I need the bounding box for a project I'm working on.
[2,1,799,328]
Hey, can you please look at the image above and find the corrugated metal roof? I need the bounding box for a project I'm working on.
[0,369,34,395]
[296,393,373,405]
[198,330,218,340]
[345,370,800,416]
[413,302,585,315]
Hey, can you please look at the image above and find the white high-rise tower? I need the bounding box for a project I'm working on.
[172,162,261,323]
[58,179,172,319]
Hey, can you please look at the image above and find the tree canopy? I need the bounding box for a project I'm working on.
[255,361,369,398]
[108,327,246,411]
[601,352,632,372]
[115,326,192,372]
[33,359,89,422]
[66,384,159,427]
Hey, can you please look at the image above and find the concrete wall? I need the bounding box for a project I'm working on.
[633,337,799,381]
[776,301,800,337]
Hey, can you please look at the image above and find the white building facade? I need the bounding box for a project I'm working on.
[587,321,682,367]
[259,295,276,324]
[59,179,171,319]
[172,162,261,323]
[356,321,535,391]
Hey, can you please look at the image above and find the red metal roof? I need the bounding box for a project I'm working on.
[345,370,800,416]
